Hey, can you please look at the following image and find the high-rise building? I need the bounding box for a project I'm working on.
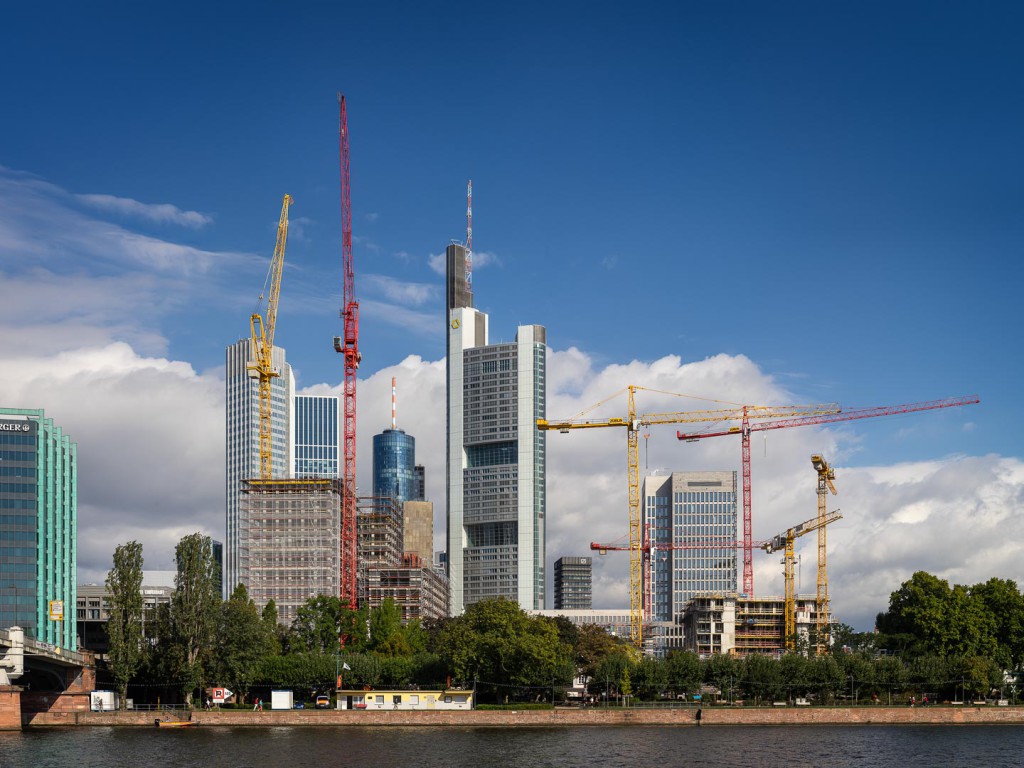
[372,429,416,504]
[554,556,593,610]
[238,478,342,626]
[413,464,426,501]
[446,242,547,613]
[293,395,340,478]
[0,408,77,650]
[644,470,738,623]
[225,339,294,597]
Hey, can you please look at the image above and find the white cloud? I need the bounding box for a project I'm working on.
[76,193,213,228]
[362,274,437,307]
[427,249,499,276]
[428,252,445,275]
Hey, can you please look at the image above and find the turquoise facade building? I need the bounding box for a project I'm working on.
[0,407,77,651]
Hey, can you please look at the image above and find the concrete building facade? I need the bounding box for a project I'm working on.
[225,339,294,597]
[680,592,830,656]
[402,500,434,565]
[238,478,342,626]
[0,409,77,650]
[446,243,547,614]
[554,556,593,610]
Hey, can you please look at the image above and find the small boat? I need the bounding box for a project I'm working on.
[155,717,198,728]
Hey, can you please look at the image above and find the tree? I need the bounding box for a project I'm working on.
[214,584,274,702]
[166,533,220,707]
[292,595,368,654]
[665,651,701,699]
[105,541,144,709]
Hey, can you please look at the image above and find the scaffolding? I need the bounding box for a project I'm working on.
[239,478,343,626]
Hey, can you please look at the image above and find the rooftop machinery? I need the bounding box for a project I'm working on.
[247,194,293,479]
[538,386,838,649]
[761,507,842,652]
[333,94,361,607]
[677,395,979,598]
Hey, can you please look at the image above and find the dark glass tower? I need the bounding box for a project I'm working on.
[373,429,416,505]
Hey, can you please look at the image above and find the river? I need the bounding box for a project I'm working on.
[3,724,1024,768]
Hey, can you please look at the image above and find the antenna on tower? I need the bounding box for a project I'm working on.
[466,180,472,286]
[391,376,397,430]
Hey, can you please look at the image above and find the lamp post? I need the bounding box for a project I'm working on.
[850,675,855,706]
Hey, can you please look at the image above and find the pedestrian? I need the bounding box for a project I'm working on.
[695,707,702,727]
[254,698,263,712]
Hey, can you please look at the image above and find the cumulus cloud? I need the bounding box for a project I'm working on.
[427,249,499,276]
[362,274,437,307]
[75,193,213,228]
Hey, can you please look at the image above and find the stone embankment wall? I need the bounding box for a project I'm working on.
[26,705,1024,728]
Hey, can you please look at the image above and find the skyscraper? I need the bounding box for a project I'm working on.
[554,556,593,610]
[644,470,738,622]
[446,242,547,613]
[225,339,294,597]
[0,408,77,650]
[372,429,416,503]
[292,395,340,478]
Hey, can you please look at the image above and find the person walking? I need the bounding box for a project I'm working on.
[695,707,702,727]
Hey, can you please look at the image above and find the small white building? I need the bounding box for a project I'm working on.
[336,689,473,711]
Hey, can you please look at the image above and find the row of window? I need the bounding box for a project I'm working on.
[0,434,36,446]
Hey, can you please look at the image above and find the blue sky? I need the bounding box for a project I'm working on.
[1,2,1021,628]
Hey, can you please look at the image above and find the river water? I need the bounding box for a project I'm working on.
[3,724,1024,768]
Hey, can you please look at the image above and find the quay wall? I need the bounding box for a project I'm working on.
[25,705,1024,728]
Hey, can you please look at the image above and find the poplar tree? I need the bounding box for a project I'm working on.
[105,540,144,709]
[169,533,219,707]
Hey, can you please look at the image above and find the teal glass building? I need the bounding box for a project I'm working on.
[0,408,77,650]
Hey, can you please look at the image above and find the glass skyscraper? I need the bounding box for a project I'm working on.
[293,395,340,478]
[0,408,77,650]
[644,470,738,622]
[224,339,293,598]
[446,242,547,613]
[372,428,416,504]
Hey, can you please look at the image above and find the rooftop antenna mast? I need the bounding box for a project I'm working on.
[466,180,473,287]
[391,376,397,430]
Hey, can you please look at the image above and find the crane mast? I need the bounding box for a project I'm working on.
[333,93,360,607]
[247,194,293,480]
[761,508,841,652]
[811,454,838,654]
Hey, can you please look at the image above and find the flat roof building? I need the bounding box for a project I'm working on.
[0,408,77,651]
[554,556,593,610]
[293,395,340,479]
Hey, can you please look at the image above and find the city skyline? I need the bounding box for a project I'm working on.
[0,4,1020,630]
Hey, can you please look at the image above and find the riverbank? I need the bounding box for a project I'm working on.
[25,704,1024,728]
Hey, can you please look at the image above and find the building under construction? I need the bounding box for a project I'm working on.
[680,593,832,656]
[239,478,344,626]
[362,553,449,624]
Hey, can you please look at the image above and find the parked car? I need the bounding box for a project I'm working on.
[293,702,305,709]
[315,695,331,709]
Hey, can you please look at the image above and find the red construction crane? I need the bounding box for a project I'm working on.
[333,93,361,607]
[676,395,980,596]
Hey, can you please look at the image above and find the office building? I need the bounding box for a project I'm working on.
[225,339,294,597]
[554,556,593,610]
[0,408,77,650]
[402,500,434,565]
[238,478,342,626]
[373,429,416,504]
[292,395,340,478]
[413,464,426,501]
[77,582,174,653]
[446,242,547,613]
[644,471,738,624]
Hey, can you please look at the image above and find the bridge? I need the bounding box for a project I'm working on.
[0,626,97,729]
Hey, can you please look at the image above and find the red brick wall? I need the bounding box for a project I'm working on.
[0,687,22,731]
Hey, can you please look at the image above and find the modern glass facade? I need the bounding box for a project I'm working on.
[293,395,340,478]
[644,471,738,622]
[372,429,416,504]
[0,408,77,650]
[446,240,547,613]
[225,339,293,598]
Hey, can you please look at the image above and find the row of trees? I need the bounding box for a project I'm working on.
[104,538,1022,708]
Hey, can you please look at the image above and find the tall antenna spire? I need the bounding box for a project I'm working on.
[391,376,397,430]
[466,179,473,287]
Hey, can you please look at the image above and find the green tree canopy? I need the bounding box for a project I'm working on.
[105,540,144,709]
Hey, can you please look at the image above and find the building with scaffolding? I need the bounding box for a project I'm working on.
[238,478,342,626]
[225,340,294,598]
[361,553,449,624]
[680,593,830,656]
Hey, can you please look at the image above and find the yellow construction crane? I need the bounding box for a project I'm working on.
[811,454,838,654]
[247,194,293,480]
[538,385,839,649]
[761,508,841,652]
